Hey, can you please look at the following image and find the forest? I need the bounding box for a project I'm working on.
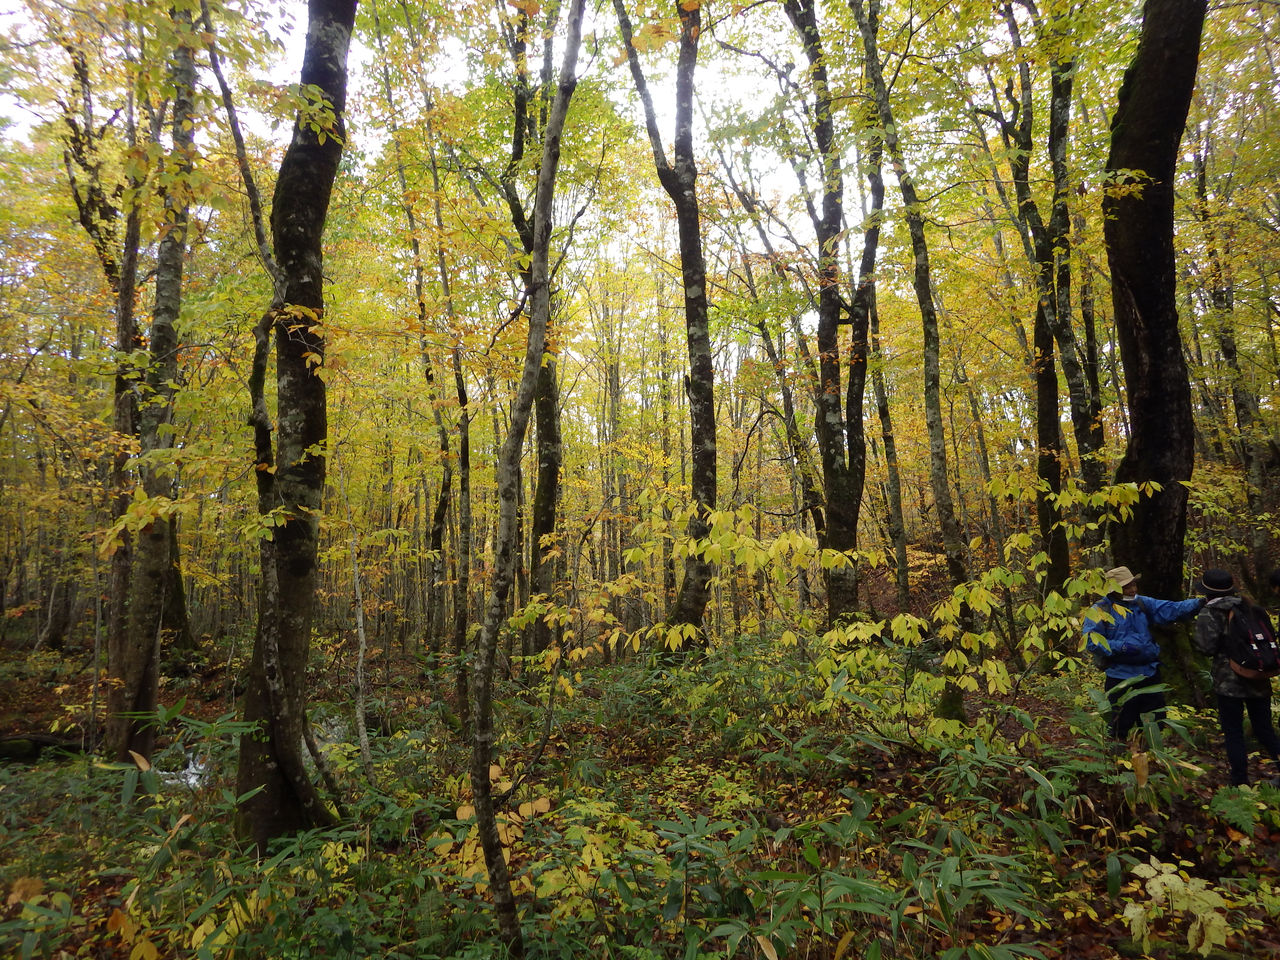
[2,0,1280,956]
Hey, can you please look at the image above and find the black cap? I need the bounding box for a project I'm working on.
[1199,569,1235,596]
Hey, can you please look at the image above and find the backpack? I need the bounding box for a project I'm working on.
[1223,604,1280,680]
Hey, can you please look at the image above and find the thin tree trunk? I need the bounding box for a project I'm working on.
[1193,144,1269,581]
[615,0,715,636]
[469,3,585,951]
[105,140,144,761]
[870,303,909,608]
[853,0,967,717]
[528,356,561,654]
[121,11,197,757]
[781,0,884,626]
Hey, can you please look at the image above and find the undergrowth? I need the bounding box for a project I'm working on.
[2,637,1279,959]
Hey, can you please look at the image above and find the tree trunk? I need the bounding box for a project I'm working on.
[782,0,884,627]
[853,0,967,718]
[236,0,357,852]
[118,12,197,758]
[452,347,472,731]
[870,303,909,609]
[714,151,826,549]
[528,355,561,654]
[105,169,143,761]
[1104,0,1207,599]
[492,0,564,660]
[469,4,584,951]
[615,0,715,636]
[1192,145,1270,582]
[369,0,456,651]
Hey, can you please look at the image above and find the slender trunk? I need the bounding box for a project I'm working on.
[782,0,884,626]
[1192,145,1268,580]
[715,153,826,543]
[615,0,714,635]
[528,355,561,654]
[870,304,909,608]
[853,0,966,717]
[853,0,965,590]
[105,162,143,760]
[470,4,584,951]
[122,13,197,755]
[340,466,376,782]
[452,348,472,730]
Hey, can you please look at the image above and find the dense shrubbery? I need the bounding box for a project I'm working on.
[3,629,1279,959]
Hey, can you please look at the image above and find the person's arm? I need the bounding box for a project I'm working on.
[1143,595,1203,625]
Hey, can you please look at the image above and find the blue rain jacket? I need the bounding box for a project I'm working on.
[1083,594,1203,680]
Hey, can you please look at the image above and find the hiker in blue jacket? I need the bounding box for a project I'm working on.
[1083,565,1203,741]
[1193,568,1280,787]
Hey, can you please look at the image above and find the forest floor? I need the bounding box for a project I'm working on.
[2,635,1280,960]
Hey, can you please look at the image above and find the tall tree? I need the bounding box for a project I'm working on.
[468,0,586,950]
[114,5,199,761]
[235,0,358,851]
[491,0,564,656]
[852,0,968,716]
[778,0,884,625]
[851,0,967,587]
[614,0,716,636]
[1103,0,1207,598]
[37,4,194,758]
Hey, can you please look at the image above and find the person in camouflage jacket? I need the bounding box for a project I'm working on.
[1192,568,1280,787]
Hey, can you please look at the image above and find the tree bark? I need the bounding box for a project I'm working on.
[528,356,561,654]
[781,0,883,626]
[853,0,967,717]
[116,10,198,759]
[236,0,357,851]
[870,303,909,608]
[469,2,585,952]
[493,0,564,658]
[852,0,966,592]
[615,0,715,636]
[1192,144,1270,582]
[1104,0,1207,598]
[368,0,455,650]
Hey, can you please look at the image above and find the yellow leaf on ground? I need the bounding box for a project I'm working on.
[456,804,475,820]
[7,877,43,906]
[756,935,779,960]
